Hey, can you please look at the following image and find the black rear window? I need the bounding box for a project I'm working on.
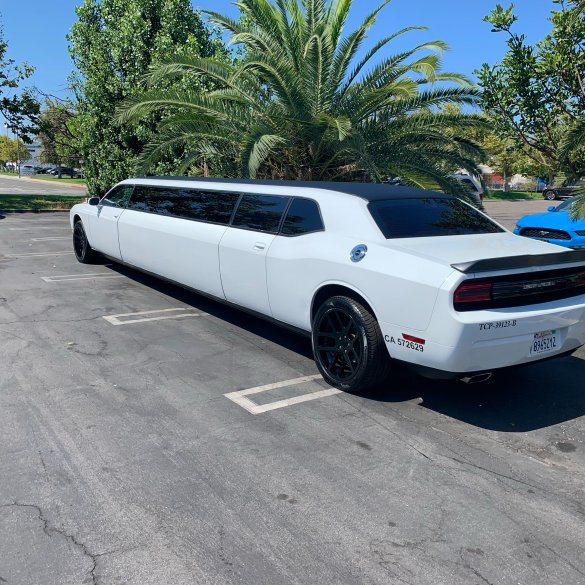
[369,197,503,239]
[281,198,324,236]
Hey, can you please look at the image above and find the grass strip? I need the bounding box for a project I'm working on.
[485,190,543,201]
[0,195,85,210]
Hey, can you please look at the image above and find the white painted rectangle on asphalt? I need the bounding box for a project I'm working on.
[5,251,73,257]
[103,307,204,326]
[42,273,126,283]
[225,375,341,415]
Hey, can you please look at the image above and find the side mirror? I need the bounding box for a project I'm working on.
[547,206,556,212]
[88,197,100,206]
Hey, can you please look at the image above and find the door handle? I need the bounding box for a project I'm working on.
[253,242,266,251]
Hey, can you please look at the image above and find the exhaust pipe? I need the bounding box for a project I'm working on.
[461,373,492,384]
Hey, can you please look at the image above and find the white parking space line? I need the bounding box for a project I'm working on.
[5,251,73,257]
[224,375,342,415]
[31,236,70,242]
[103,308,204,326]
[42,273,126,283]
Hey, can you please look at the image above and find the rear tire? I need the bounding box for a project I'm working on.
[543,190,557,201]
[312,295,391,392]
[73,220,96,264]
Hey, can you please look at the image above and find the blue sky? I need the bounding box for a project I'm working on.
[1,0,556,125]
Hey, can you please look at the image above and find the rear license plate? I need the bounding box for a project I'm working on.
[530,330,559,356]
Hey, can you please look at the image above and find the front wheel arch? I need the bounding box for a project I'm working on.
[73,218,97,263]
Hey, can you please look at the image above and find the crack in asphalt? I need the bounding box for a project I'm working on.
[1,502,109,585]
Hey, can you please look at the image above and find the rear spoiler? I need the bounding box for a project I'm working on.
[452,250,585,274]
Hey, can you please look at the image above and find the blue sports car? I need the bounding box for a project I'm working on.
[514,197,585,249]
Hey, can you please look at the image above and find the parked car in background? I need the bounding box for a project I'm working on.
[48,167,82,178]
[514,197,585,249]
[542,178,584,201]
[70,178,585,392]
[449,174,484,209]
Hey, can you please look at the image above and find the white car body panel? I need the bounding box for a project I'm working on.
[70,177,585,378]
[219,227,275,315]
[88,206,124,259]
[117,209,227,299]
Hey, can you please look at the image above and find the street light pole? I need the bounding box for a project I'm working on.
[3,123,9,173]
[15,127,21,178]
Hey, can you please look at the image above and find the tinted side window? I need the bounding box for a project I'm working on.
[127,185,164,214]
[101,185,134,208]
[196,191,240,224]
[127,186,239,224]
[281,198,324,236]
[232,194,290,233]
[369,197,503,239]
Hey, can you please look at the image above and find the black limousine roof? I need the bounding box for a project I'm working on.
[134,176,451,202]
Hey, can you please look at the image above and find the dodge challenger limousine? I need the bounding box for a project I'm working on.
[70,178,585,392]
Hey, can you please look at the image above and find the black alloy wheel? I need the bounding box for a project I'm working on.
[544,190,557,201]
[312,295,391,392]
[73,220,96,263]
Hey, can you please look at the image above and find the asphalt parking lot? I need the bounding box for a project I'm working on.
[1,206,584,585]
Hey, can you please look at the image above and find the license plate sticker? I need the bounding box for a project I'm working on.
[530,330,559,356]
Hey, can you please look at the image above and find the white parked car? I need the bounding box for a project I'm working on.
[70,178,585,392]
[449,173,485,208]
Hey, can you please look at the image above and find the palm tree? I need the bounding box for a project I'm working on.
[118,0,487,193]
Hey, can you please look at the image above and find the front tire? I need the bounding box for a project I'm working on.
[73,220,96,263]
[312,295,391,392]
[543,190,557,201]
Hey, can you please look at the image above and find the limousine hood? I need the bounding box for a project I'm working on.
[385,232,569,270]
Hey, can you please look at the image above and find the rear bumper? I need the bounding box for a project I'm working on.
[402,348,578,380]
[380,295,585,375]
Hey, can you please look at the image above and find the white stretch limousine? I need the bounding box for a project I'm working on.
[70,178,585,391]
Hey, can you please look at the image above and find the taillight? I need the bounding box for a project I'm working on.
[454,281,492,304]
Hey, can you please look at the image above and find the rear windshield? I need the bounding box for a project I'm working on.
[369,197,503,239]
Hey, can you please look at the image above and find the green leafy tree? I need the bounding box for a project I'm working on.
[68,0,223,196]
[0,135,29,168]
[0,24,40,142]
[118,0,487,195]
[477,2,585,182]
[38,99,82,173]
